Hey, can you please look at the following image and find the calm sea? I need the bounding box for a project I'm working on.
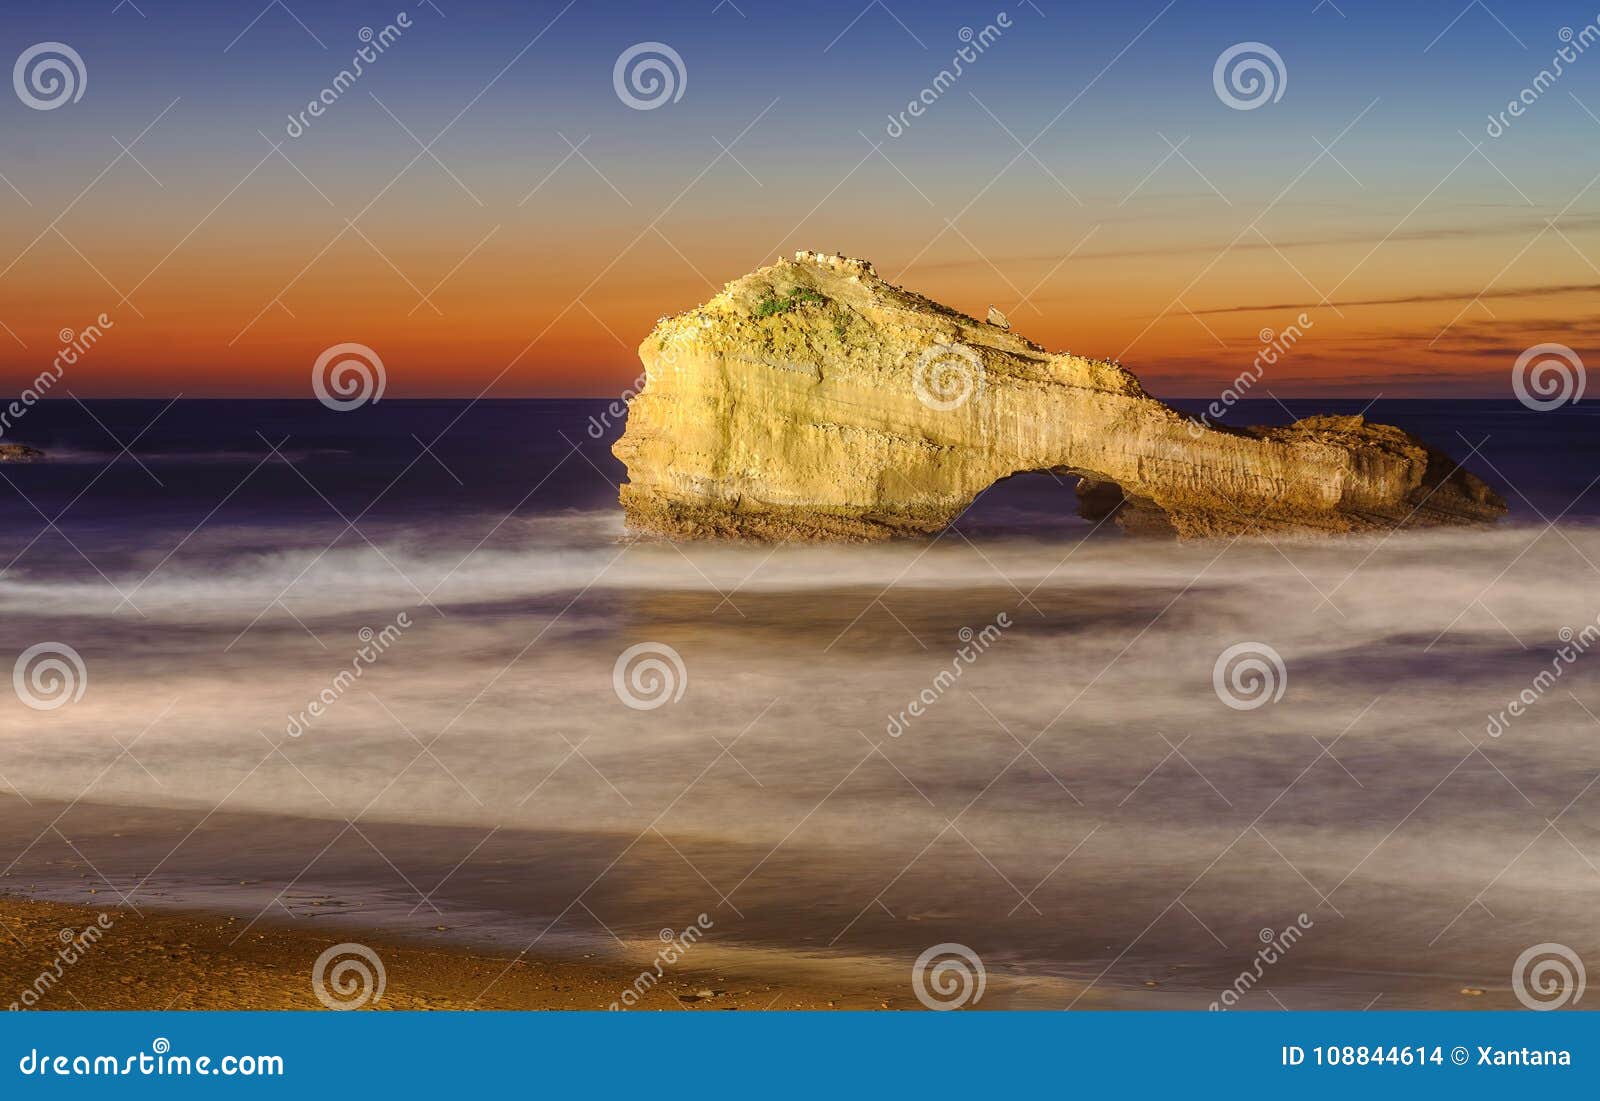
[0,397,1595,1008]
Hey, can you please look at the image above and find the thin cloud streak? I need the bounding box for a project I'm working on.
[1185,282,1600,317]
[910,215,1600,273]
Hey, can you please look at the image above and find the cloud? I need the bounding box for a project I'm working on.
[1186,282,1600,316]
[910,215,1600,273]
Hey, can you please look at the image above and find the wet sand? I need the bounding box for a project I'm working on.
[0,895,905,1011]
[0,793,1553,1012]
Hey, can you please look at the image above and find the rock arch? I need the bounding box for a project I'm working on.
[614,253,1504,541]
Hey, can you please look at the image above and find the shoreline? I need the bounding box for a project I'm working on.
[0,782,1562,1012]
[0,895,907,1011]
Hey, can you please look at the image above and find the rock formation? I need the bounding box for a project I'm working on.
[612,251,1505,540]
[0,444,42,463]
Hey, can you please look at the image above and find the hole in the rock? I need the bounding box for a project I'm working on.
[950,471,1122,538]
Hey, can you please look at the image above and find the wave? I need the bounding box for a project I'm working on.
[0,516,1593,629]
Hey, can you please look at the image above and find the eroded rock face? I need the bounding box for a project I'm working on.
[613,251,1505,540]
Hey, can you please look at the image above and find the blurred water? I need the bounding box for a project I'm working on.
[0,398,1596,1008]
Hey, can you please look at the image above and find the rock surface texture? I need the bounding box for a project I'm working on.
[613,252,1505,540]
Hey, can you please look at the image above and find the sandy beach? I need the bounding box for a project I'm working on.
[0,895,908,1011]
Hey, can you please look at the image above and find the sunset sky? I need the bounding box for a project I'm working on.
[1,0,1596,398]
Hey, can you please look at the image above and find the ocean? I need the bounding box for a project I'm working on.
[0,397,1596,1008]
